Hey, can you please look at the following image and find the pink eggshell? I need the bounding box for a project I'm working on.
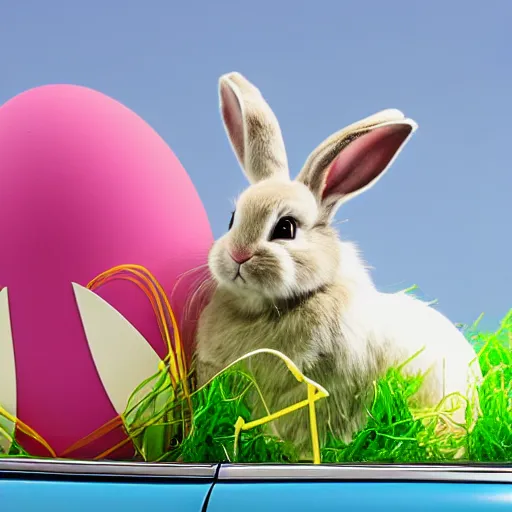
[0,85,213,458]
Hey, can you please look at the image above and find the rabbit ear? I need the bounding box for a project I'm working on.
[297,109,417,221]
[219,72,289,183]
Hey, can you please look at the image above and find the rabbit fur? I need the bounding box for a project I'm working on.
[194,72,482,456]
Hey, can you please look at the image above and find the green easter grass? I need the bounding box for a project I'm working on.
[129,309,512,464]
[5,309,512,464]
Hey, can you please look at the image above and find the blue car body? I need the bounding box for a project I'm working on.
[2,459,512,511]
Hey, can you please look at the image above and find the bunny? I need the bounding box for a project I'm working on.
[194,72,482,457]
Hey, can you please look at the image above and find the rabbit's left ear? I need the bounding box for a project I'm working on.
[219,72,289,183]
[297,109,417,221]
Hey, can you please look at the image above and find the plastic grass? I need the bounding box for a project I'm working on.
[129,309,512,464]
[123,347,328,463]
[1,260,510,464]
[175,369,299,463]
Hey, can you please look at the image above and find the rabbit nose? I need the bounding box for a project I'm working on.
[230,249,254,265]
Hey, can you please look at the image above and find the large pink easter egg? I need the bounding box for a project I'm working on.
[0,85,213,458]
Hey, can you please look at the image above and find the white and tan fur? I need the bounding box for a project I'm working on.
[194,72,482,456]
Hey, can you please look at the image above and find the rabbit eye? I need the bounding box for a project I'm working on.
[228,211,235,230]
[270,216,297,241]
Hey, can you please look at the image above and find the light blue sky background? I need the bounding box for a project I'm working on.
[1,1,510,329]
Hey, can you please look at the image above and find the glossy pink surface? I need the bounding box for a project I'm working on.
[0,85,212,458]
